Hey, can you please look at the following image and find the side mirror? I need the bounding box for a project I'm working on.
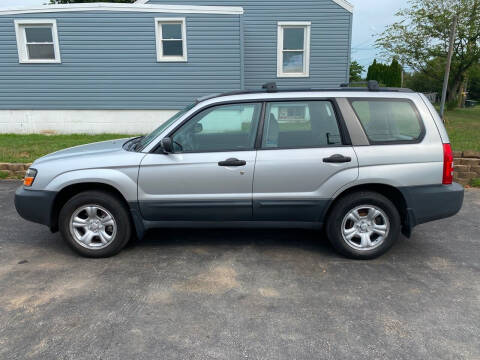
[161,137,173,153]
[194,123,203,133]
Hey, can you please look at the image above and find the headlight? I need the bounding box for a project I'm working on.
[24,168,37,187]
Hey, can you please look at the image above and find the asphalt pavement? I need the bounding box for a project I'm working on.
[0,180,479,360]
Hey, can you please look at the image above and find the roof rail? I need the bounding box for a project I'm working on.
[195,81,414,103]
[340,80,413,93]
[341,80,379,91]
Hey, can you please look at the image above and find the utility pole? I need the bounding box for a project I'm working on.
[439,15,458,121]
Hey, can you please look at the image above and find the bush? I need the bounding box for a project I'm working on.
[471,178,480,188]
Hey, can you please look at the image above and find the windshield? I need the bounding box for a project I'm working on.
[137,102,196,150]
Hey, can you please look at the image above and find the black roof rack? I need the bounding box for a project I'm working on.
[195,81,414,103]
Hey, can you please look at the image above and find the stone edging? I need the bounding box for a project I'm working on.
[452,151,480,186]
[0,163,32,178]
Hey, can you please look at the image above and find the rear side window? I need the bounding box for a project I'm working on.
[261,101,342,149]
[350,99,423,143]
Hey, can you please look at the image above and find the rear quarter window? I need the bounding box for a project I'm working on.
[350,99,424,144]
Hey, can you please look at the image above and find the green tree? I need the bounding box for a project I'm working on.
[349,61,365,82]
[376,0,480,105]
[388,58,403,87]
[366,59,379,82]
[50,0,133,3]
[366,58,404,87]
[467,63,480,100]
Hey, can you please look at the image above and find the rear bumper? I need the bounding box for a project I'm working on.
[14,186,57,228]
[400,183,464,230]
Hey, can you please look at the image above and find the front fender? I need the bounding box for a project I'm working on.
[44,167,139,202]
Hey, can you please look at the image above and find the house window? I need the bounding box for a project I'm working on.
[277,21,311,77]
[155,18,187,62]
[14,19,61,63]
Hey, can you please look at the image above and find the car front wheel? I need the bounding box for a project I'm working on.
[326,191,401,259]
[59,190,132,258]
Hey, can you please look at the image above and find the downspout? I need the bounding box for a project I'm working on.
[346,12,353,84]
[239,14,245,90]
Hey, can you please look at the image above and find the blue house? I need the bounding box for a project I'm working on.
[0,0,353,134]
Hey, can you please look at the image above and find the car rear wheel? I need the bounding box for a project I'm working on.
[59,190,132,258]
[326,191,400,259]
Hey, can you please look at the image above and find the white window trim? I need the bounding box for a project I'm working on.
[14,19,61,64]
[277,21,311,78]
[155,17,187,62]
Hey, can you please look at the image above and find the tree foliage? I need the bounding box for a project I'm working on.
[349,61,364,82]
[389,58,403,88]
[50,0,134,3]
[467,64,480,100]
[375,0,480,103]
[366,58,403,87]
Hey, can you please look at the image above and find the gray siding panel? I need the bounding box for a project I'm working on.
[149,0,353,89]
[0,11,241,109]
[0,0,352,110]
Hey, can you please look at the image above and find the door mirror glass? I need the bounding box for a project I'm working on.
[161,137,173,153]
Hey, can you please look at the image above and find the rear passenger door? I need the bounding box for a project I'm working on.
[253,100,358,222]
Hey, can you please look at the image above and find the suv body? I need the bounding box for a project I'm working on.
[15,84,464,258]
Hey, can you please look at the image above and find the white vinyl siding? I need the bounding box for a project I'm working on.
[14,19,61,64]
[155,17,187,62]
[277,21,311,78]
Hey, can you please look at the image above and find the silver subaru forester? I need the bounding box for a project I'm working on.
[15,82,464,259]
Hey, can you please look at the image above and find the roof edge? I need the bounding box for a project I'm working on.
[0,3,244,16]
[332,0,354,13]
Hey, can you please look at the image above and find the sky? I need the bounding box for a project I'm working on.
[349,0,409,72]
[2,0,410,73]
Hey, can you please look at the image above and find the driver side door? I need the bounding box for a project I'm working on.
[137,102,262,221]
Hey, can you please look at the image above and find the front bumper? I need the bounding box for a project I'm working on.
[14,186,57,228]
[400,182,464,230]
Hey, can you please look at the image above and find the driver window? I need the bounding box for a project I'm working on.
[171,103,262,153]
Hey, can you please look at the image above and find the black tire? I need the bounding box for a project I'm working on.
[326,191,401,260]
[59,190,132,258]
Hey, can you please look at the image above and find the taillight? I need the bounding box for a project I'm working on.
[443,143,453,185]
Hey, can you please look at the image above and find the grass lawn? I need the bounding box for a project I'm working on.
[444,106,480,152]
[0,134,132,163]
